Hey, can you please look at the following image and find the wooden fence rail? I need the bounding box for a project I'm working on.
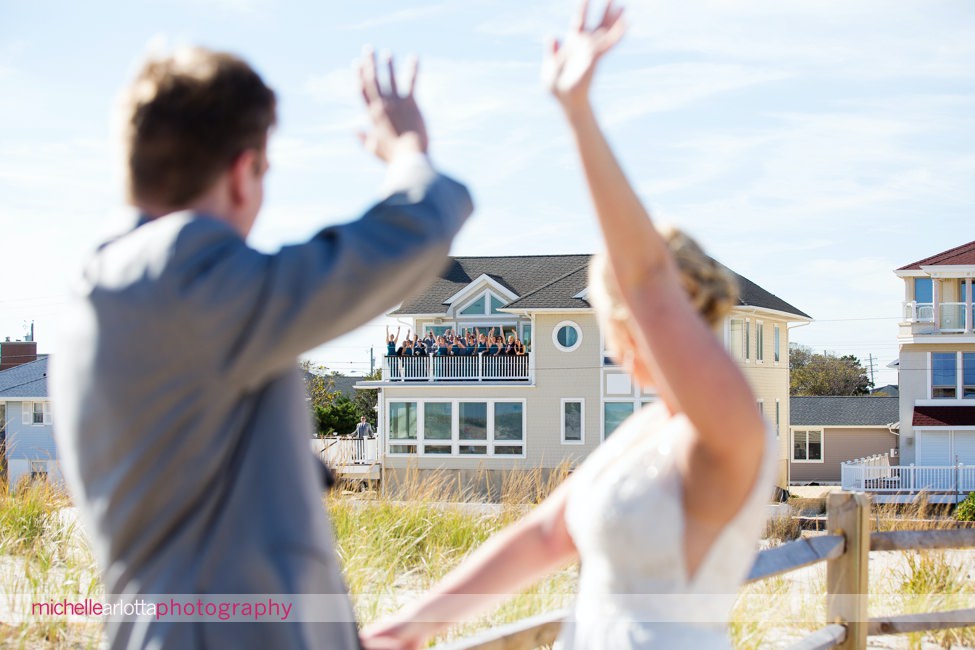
[432,491,975,650]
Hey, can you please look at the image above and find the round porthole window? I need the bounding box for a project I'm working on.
[553,321,582,352]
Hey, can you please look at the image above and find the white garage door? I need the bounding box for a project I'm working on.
[917,430,951,465]
[954,431,975,465]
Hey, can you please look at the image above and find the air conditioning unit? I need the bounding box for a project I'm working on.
[890,448,899,458]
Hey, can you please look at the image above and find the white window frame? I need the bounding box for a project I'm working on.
[22,401,51,426]
[744,319,751,362]
[929,351,962,400]
[773,324,781,364]
[756,321,765,363]
[775,399,781,439]
[387,400,419,455]
[965,352,975,399]
[553,320,582,353]
[30,460,48,480]
[386,398,527,458]
[728,318,744,360]
[791,428,824,463]
[561,398,585,445]
[601,399,637,441]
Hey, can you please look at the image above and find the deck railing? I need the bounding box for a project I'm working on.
[842,454,975,501]
[313,435,379,466]
[433,492,975,650]
[383,354,530,382]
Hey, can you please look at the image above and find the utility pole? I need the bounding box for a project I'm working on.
[369,346,374,374]
[866,354,876,387]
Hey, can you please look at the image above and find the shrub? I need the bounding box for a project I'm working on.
[955,491,975,522]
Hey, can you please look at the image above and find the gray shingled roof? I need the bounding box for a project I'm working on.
[392,255,592,314]
[729,266,811,319]
[0,356,49,398]
[505,264,590,310]
[393,254,810,318]
[791,396,899,426]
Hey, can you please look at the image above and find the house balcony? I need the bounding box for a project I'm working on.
[382,354,531,383]
[901,301,974,337]
[311,436,381,482]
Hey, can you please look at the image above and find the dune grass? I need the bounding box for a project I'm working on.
[2,476,975,649]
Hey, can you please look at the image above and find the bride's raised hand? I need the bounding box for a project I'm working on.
[542,0,626,111]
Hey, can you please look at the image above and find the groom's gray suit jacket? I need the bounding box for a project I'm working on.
[52,157,472,649]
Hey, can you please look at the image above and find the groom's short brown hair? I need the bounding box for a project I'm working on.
[122,47,276,208]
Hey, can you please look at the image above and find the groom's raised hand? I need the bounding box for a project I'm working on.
[357,48,429,163]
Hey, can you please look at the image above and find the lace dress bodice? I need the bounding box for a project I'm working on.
[558,408,776,649]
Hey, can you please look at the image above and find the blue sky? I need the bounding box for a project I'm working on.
[3,0,975,386]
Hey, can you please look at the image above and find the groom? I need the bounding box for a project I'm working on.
[51,46,472,649]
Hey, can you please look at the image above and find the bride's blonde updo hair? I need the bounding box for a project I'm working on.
[588,225,739,338]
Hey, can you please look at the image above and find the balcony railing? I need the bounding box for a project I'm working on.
[383,354,530,382]
[841,453,975,499]
[903,301,934,323]
[939,302,969,332]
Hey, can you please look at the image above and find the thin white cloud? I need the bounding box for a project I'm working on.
[601,63,792,126]
[338,3,456,31]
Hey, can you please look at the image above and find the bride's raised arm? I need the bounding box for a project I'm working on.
[545,0,765,462]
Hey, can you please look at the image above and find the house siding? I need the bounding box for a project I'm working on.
[3,401,58,459]
[736,315,792,487]
[790,427,899,483]
[2,401,62,488]
[897,343,975,465]
[381,313,603,472]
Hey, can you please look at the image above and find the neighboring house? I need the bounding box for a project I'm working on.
[358,254,810,490]
[789,396,899,484]
[0,356,63,488]
[871,385,899,397]
[843,240,975,502]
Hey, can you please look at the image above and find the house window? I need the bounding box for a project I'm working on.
[964,353,975,399]
[520,323,532,350]
[22,402,51,426]
[388,402,418,454]
[773,325,781,363]
[30,460,48,481]
[561,399,584,444]
[553,321,582,352]
[389,400,526,457]
[424,325,452,338]
[729,319,744,359]
[489,295,506,314]
[459,401,488,440]
[775,400,781,439]
[459,296,487,316]
[493,402,524,455]
[744,320,751,360]
[914,277,933,303]
[792,429,823,462]
[756,322,764,362]
[604,402,634,438]
[423,402,452,454]
[931,352,957,399]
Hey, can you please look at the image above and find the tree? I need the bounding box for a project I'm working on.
[299,360,336,411]
[314,395,361,437]
[352,368,381,428]
[789,344,873,396]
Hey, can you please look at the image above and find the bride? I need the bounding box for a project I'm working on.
[361,2,775,648]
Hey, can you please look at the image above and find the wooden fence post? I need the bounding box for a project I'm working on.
[826,491,870,650]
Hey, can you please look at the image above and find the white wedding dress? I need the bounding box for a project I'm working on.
[557,408,777,649]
